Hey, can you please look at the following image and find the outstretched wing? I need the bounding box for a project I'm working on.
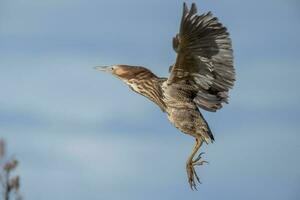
[168,3,235,112]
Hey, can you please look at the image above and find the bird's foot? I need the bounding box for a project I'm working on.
[193,152,208,166]
[186,152,208,190]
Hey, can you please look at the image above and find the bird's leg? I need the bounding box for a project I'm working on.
[186,138,207,190]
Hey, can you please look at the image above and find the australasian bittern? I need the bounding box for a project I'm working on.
[95,2,235,189]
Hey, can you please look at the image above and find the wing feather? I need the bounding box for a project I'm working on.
[168,3,235,112]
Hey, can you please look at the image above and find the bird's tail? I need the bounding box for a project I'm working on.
[204,123,214,144]
[200,114,215,144]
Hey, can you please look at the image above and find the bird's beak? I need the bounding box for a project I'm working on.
[94,66,112,73]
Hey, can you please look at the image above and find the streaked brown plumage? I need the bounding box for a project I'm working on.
[95,2,235,190]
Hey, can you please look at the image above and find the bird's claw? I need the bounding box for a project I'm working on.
[193,152,208,165]
[186,152,208,190]
[194,152,205,162]
[186,162,199,190]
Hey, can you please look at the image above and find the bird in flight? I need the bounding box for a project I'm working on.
[95,2,235,190]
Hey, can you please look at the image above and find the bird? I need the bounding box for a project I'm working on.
[95,2,235,190]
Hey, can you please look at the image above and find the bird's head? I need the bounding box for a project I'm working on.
[95,64,157,82]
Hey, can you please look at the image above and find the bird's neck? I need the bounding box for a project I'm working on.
[125,77,166,112]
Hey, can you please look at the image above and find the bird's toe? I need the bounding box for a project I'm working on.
[186,162,201,190]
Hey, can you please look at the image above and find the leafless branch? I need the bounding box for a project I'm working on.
[0,139,22,200]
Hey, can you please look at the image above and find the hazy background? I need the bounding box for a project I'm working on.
[1,0,299,199]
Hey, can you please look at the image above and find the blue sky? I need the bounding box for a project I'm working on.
[0,0,299,199]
